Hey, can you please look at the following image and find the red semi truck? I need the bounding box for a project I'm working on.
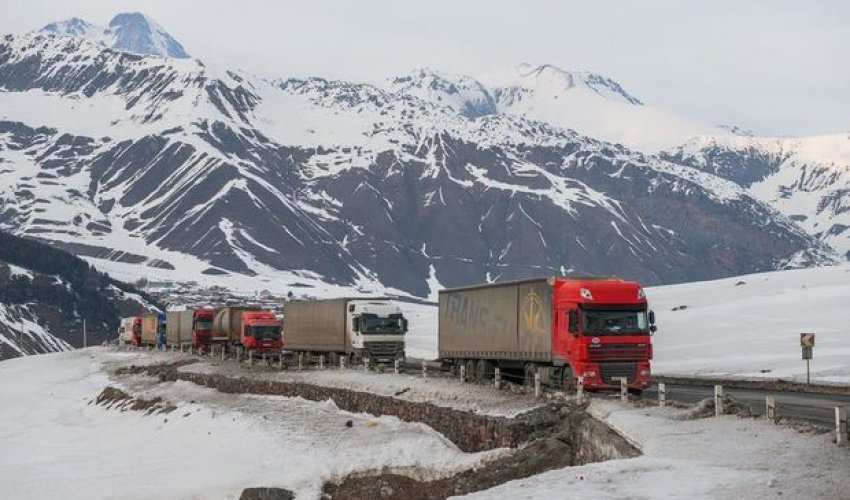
[118,316,142,346]
[438,276,656,391]
[211,307,282,353]
[165,308,215,349]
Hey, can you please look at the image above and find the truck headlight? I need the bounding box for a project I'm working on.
[582,370,596,378]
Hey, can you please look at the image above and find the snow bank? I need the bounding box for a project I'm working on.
[0,349,497,499]
[461,399,850,499]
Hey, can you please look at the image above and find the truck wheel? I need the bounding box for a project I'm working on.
[562,365,575,392]
[465,360,476,381]
[476,359,490,381]
[524,363,537,387]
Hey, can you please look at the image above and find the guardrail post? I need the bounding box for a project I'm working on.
[621,377,628,402]
[534,372,541,398]
[494,367,501,389]
[340,356,346,370]
[658,382,667,407]
[714,385,724,417]
[836,407,848,446]
[394,359,400,375]
[297,353,303,371]
[248,349,253,367]
[221,345,225,361]
[765,396,777,424]
[459,364,466,382]
[210,347,215,359]
[319,355,325,370]
[236,347,242,363]
[420,361,427,378]
[364,358,370,372]
[278,353,284,370]
[576,376,585,405]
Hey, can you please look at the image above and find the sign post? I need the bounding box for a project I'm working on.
[800,333,815,384]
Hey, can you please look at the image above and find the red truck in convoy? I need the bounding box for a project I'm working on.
[165,308,215,349]
[439,276,656,391]
[212,307,282,353]
[119,316,142,346]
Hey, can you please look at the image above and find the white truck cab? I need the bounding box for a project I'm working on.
[346,299,407,360]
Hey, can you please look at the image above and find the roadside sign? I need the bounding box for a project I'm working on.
[800,332,815,384]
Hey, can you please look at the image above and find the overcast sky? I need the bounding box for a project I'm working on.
[2,0,848,136]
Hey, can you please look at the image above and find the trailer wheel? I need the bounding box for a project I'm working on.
[475,359,490,381]
[523,363,537,387]
[465,360,476,381]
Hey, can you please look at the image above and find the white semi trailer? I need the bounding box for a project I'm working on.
[283,298,407,362]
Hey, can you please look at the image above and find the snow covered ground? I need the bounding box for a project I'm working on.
[463,399,850,499]
[3,346,849,500]
[399,265,850,385]
[0,348,500,499]
[177,354,543,418]
[649,265,850,384]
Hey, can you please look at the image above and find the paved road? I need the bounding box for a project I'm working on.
[642,383,850,428]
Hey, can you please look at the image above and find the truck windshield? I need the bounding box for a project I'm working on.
[361,315,406,334]
[248,325,281,340]
[195,319,213,330]
[582,308,648,335]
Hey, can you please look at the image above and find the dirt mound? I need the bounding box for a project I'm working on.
[239,487,294,500]
[685,395,755,419]
[93,386,176,415]
[323,436,573,500]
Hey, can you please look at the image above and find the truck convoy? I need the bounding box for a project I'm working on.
[211,307,282,353]
[283,298,407,363]
[438,276,655,391]
[117,275,655,394]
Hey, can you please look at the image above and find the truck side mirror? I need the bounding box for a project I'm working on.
[650,325,658,335]
[352,317,359,333]
[568,311,578,335]
[402,319,409,333]
[649,310,656,325]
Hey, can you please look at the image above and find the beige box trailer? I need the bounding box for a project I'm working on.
[166,310,194,346]
[438,278,553,362]
[139,314,160,346]
[282,298,349,352]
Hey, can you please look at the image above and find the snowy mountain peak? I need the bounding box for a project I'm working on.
[107,12,189,59]
[39,12,189,59]
[42,17,99,38]
[499,63,643,106]
[387,69,497,118]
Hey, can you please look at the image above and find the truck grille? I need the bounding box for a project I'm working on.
[365,341,404,359]
[600,362,637,384]
[588,343,648,362]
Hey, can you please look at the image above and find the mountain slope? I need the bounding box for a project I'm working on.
[0,32,834,297]
[663,133,850,259]
[0,231,157,360]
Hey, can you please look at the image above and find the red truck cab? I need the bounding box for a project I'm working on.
[240,310,282,352]
[553,277,655,390]
[130,316,142,346]
[192,309,214,349]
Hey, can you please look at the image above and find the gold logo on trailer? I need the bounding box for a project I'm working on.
[522,289,543,332]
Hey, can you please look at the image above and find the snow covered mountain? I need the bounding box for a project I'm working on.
[0,231,156,360]
[41,12,189,58]
[663,134,850,259]
[0,29,836,297]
